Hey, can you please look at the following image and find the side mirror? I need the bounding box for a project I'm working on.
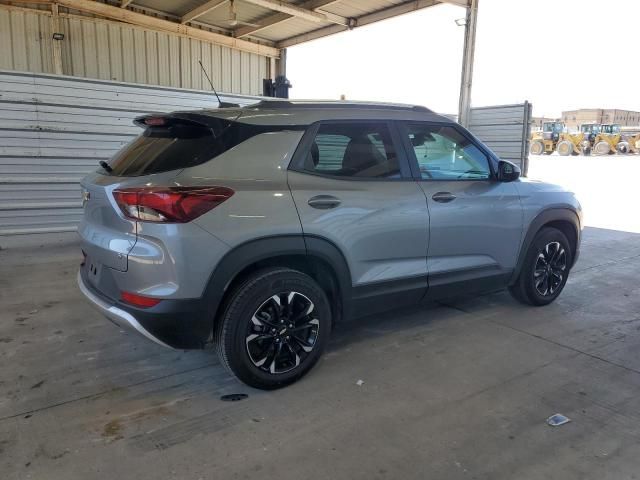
[497,160,521,182]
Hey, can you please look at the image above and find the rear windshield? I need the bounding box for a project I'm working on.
[104,118,301,176]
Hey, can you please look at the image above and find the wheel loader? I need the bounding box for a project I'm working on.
[530,121,564,155]
[578,123,601,155]
[556,131,586,156]
[593,124,622,155]
[617,127,640,154]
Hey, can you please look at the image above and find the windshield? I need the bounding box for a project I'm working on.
[581,124,600,134]
[602,124,621,134]
[544,122,563,133]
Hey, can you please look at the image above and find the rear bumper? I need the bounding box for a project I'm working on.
[77,270,212,349]
[77,271,173,349]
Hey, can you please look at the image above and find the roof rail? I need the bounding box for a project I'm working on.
[247,100,432,113]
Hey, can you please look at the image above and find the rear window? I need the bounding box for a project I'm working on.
[105,118,299,177]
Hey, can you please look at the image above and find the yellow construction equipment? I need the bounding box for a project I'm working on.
[593,124,622,155]
[556,132,586,156]
[618,129,640,154]
[530,121,564,155]
[579,124,601,155]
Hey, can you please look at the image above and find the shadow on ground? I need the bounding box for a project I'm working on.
[1,226,640,480]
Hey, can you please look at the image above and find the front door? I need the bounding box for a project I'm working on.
[398,121,523,294]
[287,121,430,313]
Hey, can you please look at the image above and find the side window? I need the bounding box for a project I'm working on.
[302,123,401,179]
[404,123,491,180]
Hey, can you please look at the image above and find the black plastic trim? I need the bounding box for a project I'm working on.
[510,207,581,284]
[351,275,427,318]
[201,234,354,334]
[80,266,209,349]
[424,272,512,301]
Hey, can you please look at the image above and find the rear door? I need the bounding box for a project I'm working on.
[288,121,430,309]
[397,121,523,292]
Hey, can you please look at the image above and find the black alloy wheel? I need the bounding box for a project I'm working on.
[245,291,320,374]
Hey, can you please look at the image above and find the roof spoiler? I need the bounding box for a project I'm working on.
[133,111,243,130]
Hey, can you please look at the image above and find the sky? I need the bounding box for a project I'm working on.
[287,0,640,118]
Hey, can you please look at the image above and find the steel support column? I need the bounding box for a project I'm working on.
[457,0,478,128]
[276,47,287,77]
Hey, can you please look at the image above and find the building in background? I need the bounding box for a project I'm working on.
[561,109,640,130]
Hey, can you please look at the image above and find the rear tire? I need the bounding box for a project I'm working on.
[617,141,630,154]
[215,268,332,389]
[509,227,573,306]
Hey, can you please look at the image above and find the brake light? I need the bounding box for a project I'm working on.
[144,116,167,126]
[112,186,234,223]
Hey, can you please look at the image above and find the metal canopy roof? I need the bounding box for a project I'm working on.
[30,0,469,57]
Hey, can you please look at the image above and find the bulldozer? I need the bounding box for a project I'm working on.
[592,124,622,155]
[530,121,564,155]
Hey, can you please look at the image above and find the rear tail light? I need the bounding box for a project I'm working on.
[121,291,161,308]
[112,186,234,223]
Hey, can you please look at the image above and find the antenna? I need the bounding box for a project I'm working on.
[198,60,239,108]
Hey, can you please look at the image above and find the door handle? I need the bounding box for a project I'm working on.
[308,195,341,209]
[432,192,456,203]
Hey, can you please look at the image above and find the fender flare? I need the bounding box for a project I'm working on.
[511,207,581,284]
[201,234,353,329]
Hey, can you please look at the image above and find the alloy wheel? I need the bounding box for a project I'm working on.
[533,241,567,296]
[245,291,320,374]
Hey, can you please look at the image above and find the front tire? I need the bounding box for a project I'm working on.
[556,140,573,156]
[530,140,544,155]
[215,268,332,389]
[594,141,611,155]
[509,227,572,306]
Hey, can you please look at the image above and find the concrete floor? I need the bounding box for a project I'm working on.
[2,157,640,479]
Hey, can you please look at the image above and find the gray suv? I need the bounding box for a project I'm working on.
[78,100,582,389]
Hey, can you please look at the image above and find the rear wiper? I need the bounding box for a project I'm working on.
[99,160,113,173]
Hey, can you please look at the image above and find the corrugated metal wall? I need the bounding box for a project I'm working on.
[469,102,532,175]
[0,70,261,236]
[0,6,269,95]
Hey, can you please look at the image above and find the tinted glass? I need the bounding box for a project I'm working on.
[106,120,295,177]
[404,123,491,180]
[303,123,401,179]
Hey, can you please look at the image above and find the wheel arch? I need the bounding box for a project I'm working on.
[511,208,581,285]
[202,235,352,340]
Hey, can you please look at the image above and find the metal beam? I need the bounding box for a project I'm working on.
[241,0,348,25]
[438,0,469,7]
[457,0,478,127]
[54,0,280,57]
[277,0,439,48]
[235,0,341,38]
[181,0,227,24]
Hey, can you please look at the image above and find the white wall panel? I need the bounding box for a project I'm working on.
[0,6,270,95]
[469,102,532,175]
[0,70,262,236]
